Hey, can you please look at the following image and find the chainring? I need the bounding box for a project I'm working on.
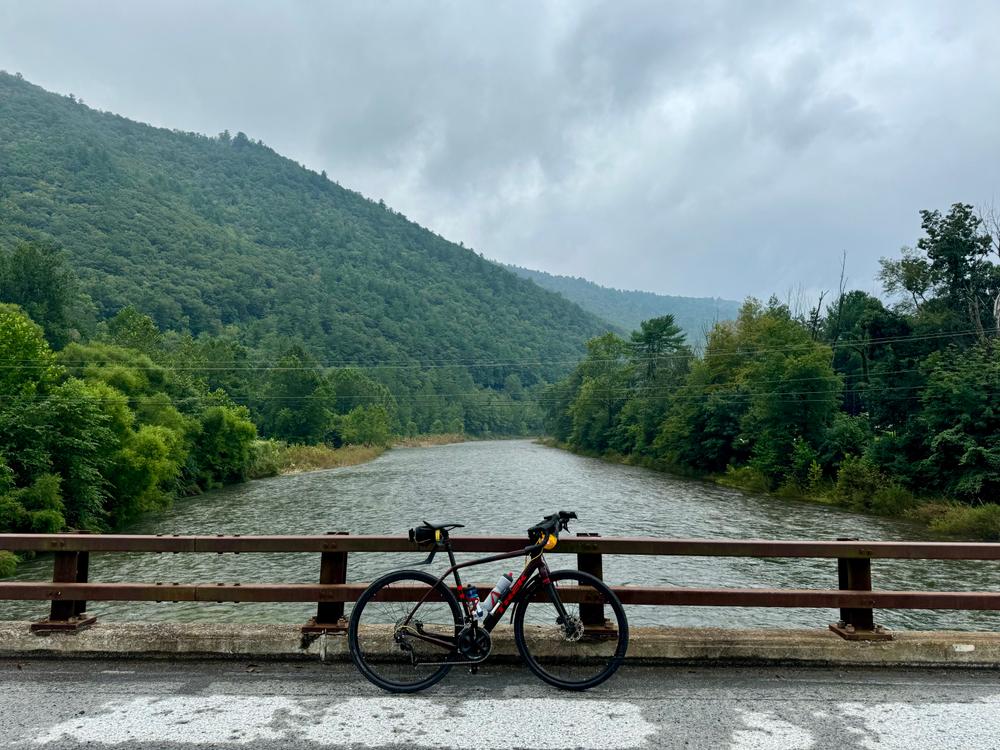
[456,625,492,661]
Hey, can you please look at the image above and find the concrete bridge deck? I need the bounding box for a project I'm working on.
[2,658,999,749]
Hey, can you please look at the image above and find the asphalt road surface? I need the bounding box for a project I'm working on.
[1,659,999,749]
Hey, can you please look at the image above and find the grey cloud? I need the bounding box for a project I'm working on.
[1,1,998,302]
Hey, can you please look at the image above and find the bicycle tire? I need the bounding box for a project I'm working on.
[348,569,463,693]
[513,569,628,690]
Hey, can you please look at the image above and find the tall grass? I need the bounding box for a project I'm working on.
[394,433,467,448]
[248,440,385,478]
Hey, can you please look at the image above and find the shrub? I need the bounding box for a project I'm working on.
[806,461,825,494]
[0,496,27,531]
[193,405,257,487]
[906,501,954,527]
[788,439,820,485]
[0,551,16,578]
[869,484,917,516]
[17,473,63,512]
[335,405,392,447]
[820,413,873,474]
[929,504,1000,541]
[719,465,771,493]
[247,439,285,479]
[833,455,885,510]
[775,479,805,499]
[28,508,65,533]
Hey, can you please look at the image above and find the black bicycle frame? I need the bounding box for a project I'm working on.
[399,541,571,654]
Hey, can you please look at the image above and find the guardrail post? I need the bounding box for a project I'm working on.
[303,531,348,634]
[30,543,97,633]
[576,532,610,628]
[73,549,90,618]
[829,537,891,641]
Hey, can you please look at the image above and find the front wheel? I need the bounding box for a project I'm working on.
[348,569,463,693]
[513,569,629,690]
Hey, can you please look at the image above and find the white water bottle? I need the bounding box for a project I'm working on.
[477,572,514,620]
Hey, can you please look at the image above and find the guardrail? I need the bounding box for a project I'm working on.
[2,532,1000,640]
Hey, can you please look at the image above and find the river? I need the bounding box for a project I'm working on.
[4,440,999,631]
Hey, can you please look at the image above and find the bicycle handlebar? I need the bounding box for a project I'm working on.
[527,510,577,543]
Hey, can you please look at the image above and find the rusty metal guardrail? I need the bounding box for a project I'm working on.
[2,532,1000,641]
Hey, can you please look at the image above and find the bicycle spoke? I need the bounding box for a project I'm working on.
[350,573,461,691]
[515,572,628,689]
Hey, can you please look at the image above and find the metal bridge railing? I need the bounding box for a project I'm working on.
[2,532,1000,640]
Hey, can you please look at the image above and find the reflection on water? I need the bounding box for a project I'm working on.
[3,440,998,630]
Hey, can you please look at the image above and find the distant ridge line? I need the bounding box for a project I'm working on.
[504,264,741,343]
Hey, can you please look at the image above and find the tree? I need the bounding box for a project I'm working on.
[567,333,631,453]
[736,301,841,481]
[628,315,687,381]
[192,405,257,487]
[617,315,691,455]
[821,290,911,417]
[652,299,841,484]
[108,425,184,522]
[256,346,337,444]
[0,303,60,397]
[882,204,998,339]
[336,405,392,447]
[913,344,1000,501]
[879,246,932,311]
[0,242,93,347]
[103,306,163,357]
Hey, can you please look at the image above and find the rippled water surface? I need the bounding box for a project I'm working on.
[4,440,998,630]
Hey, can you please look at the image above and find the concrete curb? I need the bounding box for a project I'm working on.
[2,622,1000,667]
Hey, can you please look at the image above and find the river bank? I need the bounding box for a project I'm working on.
[252,433,480,475]
[536,439,995,542]
[393,433,469,448]
[277,444,386,475]
[248,433,473,477]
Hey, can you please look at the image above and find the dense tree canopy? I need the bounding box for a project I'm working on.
[546,204,1000,536]
[0,72,610,438]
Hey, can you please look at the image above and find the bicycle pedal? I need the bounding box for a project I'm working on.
[469,665,479,675]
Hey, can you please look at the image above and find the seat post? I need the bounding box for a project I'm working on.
[445,542,460,587]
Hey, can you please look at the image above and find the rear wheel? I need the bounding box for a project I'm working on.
[513,569,628,690]
[348,569,463,693]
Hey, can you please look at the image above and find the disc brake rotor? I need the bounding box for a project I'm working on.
[561,615,584,642]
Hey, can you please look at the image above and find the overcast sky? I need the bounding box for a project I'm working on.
[1,1,998,302]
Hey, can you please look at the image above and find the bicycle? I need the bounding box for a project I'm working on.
[348,511,629,693]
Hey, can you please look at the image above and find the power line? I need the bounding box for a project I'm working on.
[0,327,991,370]
[1,381,990,407]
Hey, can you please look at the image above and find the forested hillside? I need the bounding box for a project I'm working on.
[545,203,1000,538]
[507,264,740,343]
[0,72,611,435]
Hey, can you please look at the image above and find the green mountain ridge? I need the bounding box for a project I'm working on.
[0,73,614,428]
[506,265,740,343]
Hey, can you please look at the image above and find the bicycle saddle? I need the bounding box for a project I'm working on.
[421,521,465,531]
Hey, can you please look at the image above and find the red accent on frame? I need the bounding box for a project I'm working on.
[501,571,529,607]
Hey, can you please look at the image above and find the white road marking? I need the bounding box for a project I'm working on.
[33,696,308,746]
[32,695,656,749]
[837,695,1000,750]
[730,709,815,750]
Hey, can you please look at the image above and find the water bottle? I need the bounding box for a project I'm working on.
[476,573,514,620]
[466,586,481,616]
